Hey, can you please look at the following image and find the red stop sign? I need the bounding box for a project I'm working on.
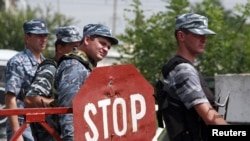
[73,64,156,141]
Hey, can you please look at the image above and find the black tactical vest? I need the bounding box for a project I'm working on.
[155,55,215,141]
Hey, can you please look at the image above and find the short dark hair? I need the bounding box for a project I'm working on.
[174,28,190,39]
[55,39,67,47]
[54,39,67,52]
[79,34,103,45]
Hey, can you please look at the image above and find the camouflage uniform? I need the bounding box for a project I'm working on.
[164,62,209,109]
[56,24,118,141]
[26,26,82,99]
[5,19,49,141]
[25,58,58,141]
[169,13,216,108]
[161,13,217,141]
[56,50,93,141]
[25,26,82,141]
[26,59,57,98]
[5,48,45,141]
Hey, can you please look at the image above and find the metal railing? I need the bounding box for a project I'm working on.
[0,107,72,141]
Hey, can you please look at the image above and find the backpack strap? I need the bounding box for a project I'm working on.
[27,57,58,102]
[58,50,95,71]
[162,55,215,105]
[154,55,189,128]
[162,55,191,78]
[38,57,58,69]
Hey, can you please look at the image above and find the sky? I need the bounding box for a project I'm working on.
[23,0,166,35]
[22,0,248,35]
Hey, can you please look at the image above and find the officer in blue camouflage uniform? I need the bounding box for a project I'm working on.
[160,13,228,141]
[24,26,82,141]
[56,24,118,141]
[5,19,49,141]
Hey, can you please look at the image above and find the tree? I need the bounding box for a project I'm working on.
[192,0,250,75]
[117,0,250,85]
[0,2,77,57]
[0,0,4,11]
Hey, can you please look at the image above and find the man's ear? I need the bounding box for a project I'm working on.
[56,44,63,53]
[24,34,30,43]
[83,35,91,45]
[177,31,185,42]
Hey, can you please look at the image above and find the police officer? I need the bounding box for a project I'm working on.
[5,19,49,141]
[56,24,119,140]
[160,13,228,141]
[24,25,82,141]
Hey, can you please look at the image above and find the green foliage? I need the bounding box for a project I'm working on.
[117,0,250,85]
[0,0,4,11]
[0,4,77,57]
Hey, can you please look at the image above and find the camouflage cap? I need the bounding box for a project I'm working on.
[175,13,216,35]
[83,24,118,45]
[56,26,82,43]
[23,19,50,34]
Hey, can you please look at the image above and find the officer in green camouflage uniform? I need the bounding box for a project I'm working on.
[24,25,82,141]
[56,24,119,141]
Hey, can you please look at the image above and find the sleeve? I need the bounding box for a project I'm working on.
[57,59,89,107]
[169,63,209,109]
[56,59,90,140]
[5,58,24,96]
[25,64,56,98]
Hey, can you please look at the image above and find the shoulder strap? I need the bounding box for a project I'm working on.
[162,55,191,78]
[38,57,57,69]
[154,55,192,128]
[27,57,58,100]
[58,50,94,71]
[162,55,215,102]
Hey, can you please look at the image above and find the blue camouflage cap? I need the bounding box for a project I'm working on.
[83,24,118,45]
[56,26,82,43]
[175,13,216,35]
[23,19,50,34]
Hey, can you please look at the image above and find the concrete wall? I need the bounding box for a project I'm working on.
[215,74,250,123]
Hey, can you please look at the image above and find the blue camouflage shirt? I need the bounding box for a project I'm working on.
[56,58,91,141]
[164,63,209,109]
[5,48,45,139]
[5,48,45,108]
[25,58,58,141]
[26,59,57,98]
